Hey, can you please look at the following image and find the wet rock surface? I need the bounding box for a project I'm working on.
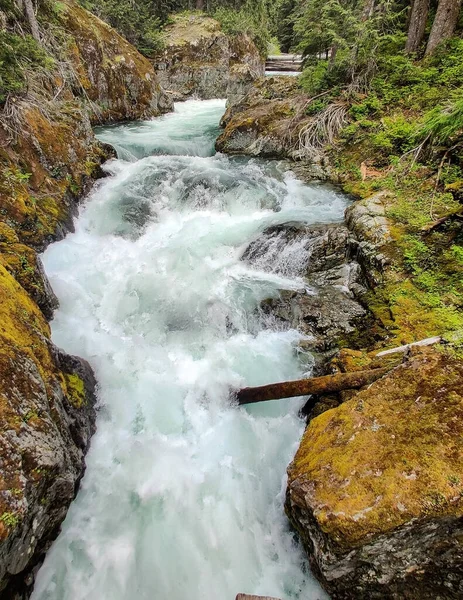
[242,222,369,354]
[0,266,97,599]
[153,14,264,101]
[285,348,463,599]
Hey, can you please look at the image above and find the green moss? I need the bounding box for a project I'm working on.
[0,32,53,103]
[64,373,86,408]
[288,349,463,548]
[0,511,19,529]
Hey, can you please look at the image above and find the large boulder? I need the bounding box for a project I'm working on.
[216,76,304,158]
[286,347,463,599]
[153,14,264,101]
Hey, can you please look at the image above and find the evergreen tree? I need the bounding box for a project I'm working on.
[405,0,430,53]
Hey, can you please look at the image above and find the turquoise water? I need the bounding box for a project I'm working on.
[33,100,348,600]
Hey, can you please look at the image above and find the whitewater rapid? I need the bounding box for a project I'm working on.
[33,100,348,600]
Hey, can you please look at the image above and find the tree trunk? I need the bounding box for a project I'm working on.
[23,0,40,43]
[362,0,377,20]
[195,0,205,10]
[236,368,390,405]
[426,0,462,55]
[405,0,430,53]
[328,44,338,69]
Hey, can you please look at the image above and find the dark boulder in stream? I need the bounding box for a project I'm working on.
[242,222,369,357]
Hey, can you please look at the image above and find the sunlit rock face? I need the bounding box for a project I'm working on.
[153,14,264,102]
[286,347,463,599]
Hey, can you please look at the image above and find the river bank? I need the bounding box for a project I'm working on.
[216,74,463,598]
[1,3,462,597]
[0,0,175,593]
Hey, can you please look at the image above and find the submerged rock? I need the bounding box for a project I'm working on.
[153,14,264,101]
[286,347,463,599]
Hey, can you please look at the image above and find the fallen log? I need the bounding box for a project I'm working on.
[236,367,390,405]
[421,210,463,233]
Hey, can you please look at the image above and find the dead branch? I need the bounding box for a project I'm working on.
[296,101,349,160]
[421,210,463,233]
[375,336,441,357]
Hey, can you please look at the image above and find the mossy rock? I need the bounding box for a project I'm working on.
[286,347,463,598]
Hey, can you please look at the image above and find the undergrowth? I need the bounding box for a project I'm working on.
[321,37,463,346]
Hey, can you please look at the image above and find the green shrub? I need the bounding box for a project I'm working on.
[371,114,417,156]
[418,97,463,145]
[349,95,383,119]
[0,32,53,102]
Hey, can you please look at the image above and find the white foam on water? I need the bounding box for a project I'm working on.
[33,99,348,600]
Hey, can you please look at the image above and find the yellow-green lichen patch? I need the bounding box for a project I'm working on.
[0,222,19,244]
[64,373,86,408]
[288,348,463,549]
[0,264,58,416]
[0,243,43,300]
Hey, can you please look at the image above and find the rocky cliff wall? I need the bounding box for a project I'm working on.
[0,2,172,596]
[153,14,264,102]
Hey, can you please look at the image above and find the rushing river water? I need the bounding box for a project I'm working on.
[33,100,348,600]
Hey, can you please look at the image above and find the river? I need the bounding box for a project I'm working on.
[32,99,348,600]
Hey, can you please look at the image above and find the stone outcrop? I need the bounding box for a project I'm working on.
[0,264,97,598]
[285,347,463,599]
[216,75,304,158]
[153,14,264,102]
[345,191,393,287]
[0,1,172,595]
[1,0,172,252]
